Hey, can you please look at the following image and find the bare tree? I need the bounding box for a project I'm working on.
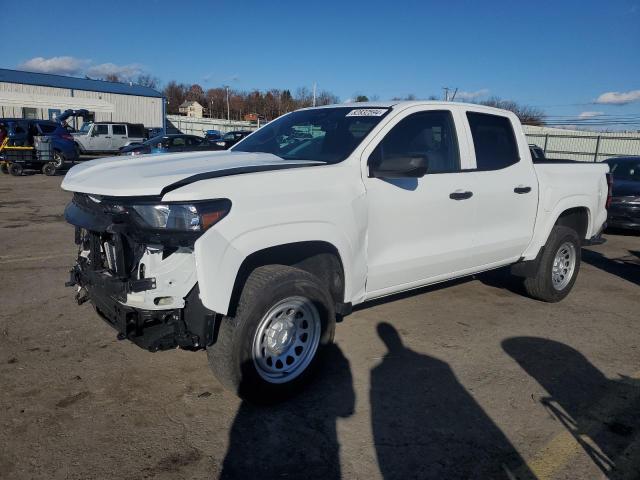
[479,96,545,125]
[136,74,160,89]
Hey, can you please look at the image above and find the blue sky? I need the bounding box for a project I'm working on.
[1,0,639,128]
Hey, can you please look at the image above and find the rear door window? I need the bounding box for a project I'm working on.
[112,124,126,135]
[171,137,186,146]
[37,123,58,134]
[467,112,519,170]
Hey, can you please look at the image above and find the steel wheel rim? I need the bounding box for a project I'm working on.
[252,296,321,384]
[551,242,576,290]
[53,152,63,168]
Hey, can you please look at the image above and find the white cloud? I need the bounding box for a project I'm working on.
[19,56,89,75]
[18,56,144,81]
[86,62,143,80]
[578,111,604,118]
[454,89,489,101]
[594,90,640,105]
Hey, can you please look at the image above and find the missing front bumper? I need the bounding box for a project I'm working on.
[67,264,217,352]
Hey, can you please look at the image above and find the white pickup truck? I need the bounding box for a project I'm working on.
[61,102,610,401]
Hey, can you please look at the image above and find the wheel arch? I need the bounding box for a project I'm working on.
[554,207,590,241]
[194,224,357,316]
[227,241,345,317]
[521,198,593,261]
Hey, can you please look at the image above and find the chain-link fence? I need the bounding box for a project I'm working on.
[166,115,259,136]
[525,132,640,162]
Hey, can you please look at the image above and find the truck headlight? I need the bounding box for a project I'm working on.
[131,200,231,232]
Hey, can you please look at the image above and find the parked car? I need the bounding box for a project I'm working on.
[119,134,217,156]
[0,118,79,166]
[603,156,640,230]
[61,102,609,402]
[73,122,146,154]
[210,130,253,150]
[204,129,223,141]
[529,144,546,161]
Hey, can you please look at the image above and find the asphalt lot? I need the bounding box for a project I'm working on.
[0,173,638,480]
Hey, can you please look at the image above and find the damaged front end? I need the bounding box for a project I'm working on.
[64,192,230,352]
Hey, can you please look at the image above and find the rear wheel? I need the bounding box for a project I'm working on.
[207,265,335,403]
[9,163,23,176]
[42,162,57,176]
[52,150,64,168]
[523,225,581,302]
[1,163,8,174]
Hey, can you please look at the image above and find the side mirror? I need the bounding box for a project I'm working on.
[369,153,429,179]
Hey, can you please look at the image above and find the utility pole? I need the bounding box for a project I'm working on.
[443,87,458,102]
[224,85,230,125]
[312,82,317,107]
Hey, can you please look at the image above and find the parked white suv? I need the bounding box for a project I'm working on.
[73,122,146,154]
[61,102,610,401]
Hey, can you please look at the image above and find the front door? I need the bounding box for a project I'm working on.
[87,124,111,151]
[363,108,479,297]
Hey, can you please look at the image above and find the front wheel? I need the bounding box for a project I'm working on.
[523,225,581,302]
[9,163,23,176]
[207,265,336,403]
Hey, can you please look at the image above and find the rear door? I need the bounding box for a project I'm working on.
[185,136,204,151]
[465,111,539,265]
[363,106,479,296]
[111,124,128,149]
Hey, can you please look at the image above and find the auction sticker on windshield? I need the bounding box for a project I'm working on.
[346,108,388,117]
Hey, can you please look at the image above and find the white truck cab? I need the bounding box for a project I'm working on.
[61,102,610,401]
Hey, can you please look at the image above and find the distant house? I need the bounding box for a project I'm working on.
[179,101,203,118]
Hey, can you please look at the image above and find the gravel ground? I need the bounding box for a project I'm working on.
[0,174,638,480]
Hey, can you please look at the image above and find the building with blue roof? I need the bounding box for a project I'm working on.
[0,68,165,129]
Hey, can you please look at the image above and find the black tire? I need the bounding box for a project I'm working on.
[42,162,57,176]
[207,265,336,403]
[1,164,8,174]
[9,163,23,176]
[523,225,581,302]
[52,150,64,168]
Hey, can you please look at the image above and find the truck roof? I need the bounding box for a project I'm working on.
[300,101,518,117]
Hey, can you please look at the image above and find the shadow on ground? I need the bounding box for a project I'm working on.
[219,343,355,479]
[504,337,640,479]
[582,248,640,286]
[220,325,536,480]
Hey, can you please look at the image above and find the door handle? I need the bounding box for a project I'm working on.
[105,136,112,139]
[514,186,532,194]
[449,190,473,200]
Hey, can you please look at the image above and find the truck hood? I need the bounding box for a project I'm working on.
[61,150,323,197]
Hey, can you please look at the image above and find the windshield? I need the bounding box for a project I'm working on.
[79,122,93,133]
[232,107,389,163]
[607,158,640,182]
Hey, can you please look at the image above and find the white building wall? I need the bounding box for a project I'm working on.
[0,81,163,128]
